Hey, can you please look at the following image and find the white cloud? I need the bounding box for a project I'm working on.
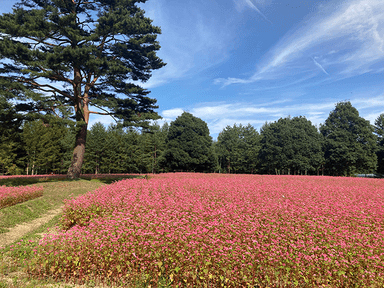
[138,0,237,89]
[216,0,384,86]
[162,108,185,119]
[209,118,266,136]
[161,92,384,137]
[88,114,116,129]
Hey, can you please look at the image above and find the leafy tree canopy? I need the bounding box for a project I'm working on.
[216,123,260,173]
[320,101,377,176]
[160,112,216,172]
[374,113,384,174]
[258,116,324,175]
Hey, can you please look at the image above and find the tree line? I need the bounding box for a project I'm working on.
[1,99,383,177]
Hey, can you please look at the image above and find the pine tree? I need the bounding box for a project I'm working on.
[139,123,167,173]
[83,122,107,174]
[22,119,67,174]
[0,97,25,174]
[103,125,127,174]
[0,0,165,178]
[124,128,141,173]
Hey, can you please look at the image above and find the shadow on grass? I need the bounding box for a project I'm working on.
[0,177,66,187]
[0,175,146,187]
[80,175,145,184]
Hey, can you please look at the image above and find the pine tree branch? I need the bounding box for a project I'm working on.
[89,103,118,122]
[37,66,73,85]
[25,36,58,48]
[16,77,75,102]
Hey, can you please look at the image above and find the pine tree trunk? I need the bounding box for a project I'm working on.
[67,123,87,179]
[67,68,90,179]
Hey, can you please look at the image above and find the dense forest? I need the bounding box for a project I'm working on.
[1,99,383,177]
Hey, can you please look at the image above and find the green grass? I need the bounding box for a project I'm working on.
[0,177,65,187]
[0,180,104,233]
[0,174,142,187]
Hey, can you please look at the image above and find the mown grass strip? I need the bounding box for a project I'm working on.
[0,180,105,233]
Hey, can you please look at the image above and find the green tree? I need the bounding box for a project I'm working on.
[373,114,384,174]
[123,128,142,173]
[59,127,75,174]
[216,124,260,173]
[258,116,324,175]
[83,122,107,174]
[0,97,25,174]
[22,119,68,174]
[320,102,377,176]
[160,112,216,172]
[103,125,130,174]
[0,0,165,179]
[139,123,167,173]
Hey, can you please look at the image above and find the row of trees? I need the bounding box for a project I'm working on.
[1,100,384,176]
[217,102,381,176]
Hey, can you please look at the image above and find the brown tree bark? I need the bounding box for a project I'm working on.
[67,68,90,179]
[67,122,87,179]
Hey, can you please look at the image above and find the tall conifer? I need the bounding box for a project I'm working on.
[0,0,165,178]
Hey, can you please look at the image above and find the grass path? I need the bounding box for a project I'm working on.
[0,207,62,247]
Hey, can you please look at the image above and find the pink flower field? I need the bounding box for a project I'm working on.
[0,185,43,209]
[28,174,384,287]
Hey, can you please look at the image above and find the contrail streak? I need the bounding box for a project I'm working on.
[245,0,272,23]
[312,57,329,75]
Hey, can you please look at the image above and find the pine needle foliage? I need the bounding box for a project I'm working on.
[0,0,166,178]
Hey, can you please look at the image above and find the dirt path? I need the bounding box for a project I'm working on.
[0,207,62,247]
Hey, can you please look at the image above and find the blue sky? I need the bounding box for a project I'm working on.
[1,0,384,139]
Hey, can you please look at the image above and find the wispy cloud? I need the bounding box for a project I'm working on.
[216,0,384,87]
[138,0,238,89]
[161,92,384,136]
[234,0,271,22]
[162,108,185,119]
